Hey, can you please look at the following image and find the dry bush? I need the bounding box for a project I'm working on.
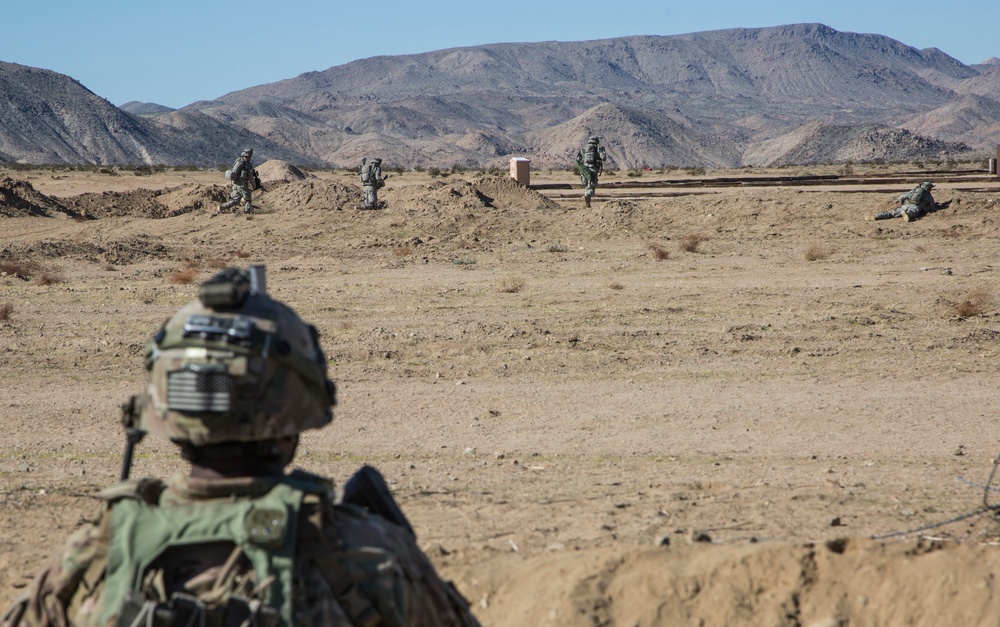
[103,263,118,272]
[607,281,625,290]
[35,272,65,286]
[169,268,199,284]
[0,302,12,321]
[679,234,708,253]
[205,257,230,270]
[951,289,993,318]
[647,242,670,260]
[0,259,40,279]
[804,246,830,261]
[497,278,525,293]
[234,250,252,259]
[392,246,413,258]
[546,243,568,253]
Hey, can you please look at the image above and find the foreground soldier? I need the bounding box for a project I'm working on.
[867,181,938,222]
[220,148,260,215]
[575,136,606,208]
[3,266,480,627]
[359,157,387,210]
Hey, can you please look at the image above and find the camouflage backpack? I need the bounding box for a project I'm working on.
[100,471,385,627]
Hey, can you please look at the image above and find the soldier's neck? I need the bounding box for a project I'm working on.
[188,459,286,479]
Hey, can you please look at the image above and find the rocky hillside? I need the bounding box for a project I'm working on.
[0,24,997,168]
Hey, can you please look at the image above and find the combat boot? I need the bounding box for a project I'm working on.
[584,196,591,208]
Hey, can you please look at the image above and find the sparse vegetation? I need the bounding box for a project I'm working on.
[0,302,12,321]
[607,281,625,290]
[0,259,41,279]
[647,242,670,260]
[546,243,568,253]
[392,246,413,258]
[950,289,993,319]
[497,277,525,293]
[169,261,201,285]
[804,245,830,261]
[679,234,708,253]
[35,272,65,286]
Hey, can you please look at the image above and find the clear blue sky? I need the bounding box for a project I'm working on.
[4,0,998,109]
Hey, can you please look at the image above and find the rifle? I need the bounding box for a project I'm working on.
[341,465,416,538]
[119,395,146,481]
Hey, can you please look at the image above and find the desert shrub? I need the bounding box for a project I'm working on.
[804,246,830,261]
[234,250,252,259]
[679,234,708,253]
[647,242,670,260]
[428,167,442,178]
[35,272,65,286]
[951,289,993,318]
[0,259,40,279]
[546,243,568,253]
[626,170,642,178]
[169,260,201,285]
[169,268,198,284]
[497,278,525,293]
[0,302,12,321]
[607,281,625,290]
[685,167,707,176]
[99,168,119,176]
[392,246,412,258]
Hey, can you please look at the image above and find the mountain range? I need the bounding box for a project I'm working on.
[4,23,1000,169]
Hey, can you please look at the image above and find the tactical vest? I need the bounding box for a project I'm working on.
[101,471,332,627]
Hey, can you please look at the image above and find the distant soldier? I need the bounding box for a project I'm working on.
[2,265,482,627]
[867,181,938,222]
[219,148,260,215]
[359,157,388,210]
[576,136,607,208]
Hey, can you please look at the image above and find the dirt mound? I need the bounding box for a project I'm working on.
[0,176,75,218]
[62,184,225,219]
[473,175,561,211]
[65,189,165,219]
[2,234,170,265]
[155,184,227,217]
[261,179,357,212]
[256,159,312,184]
[475,539,1000,626]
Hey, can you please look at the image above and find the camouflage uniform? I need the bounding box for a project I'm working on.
[3,473,478,627]
[575,136,606,208]
[220,148,257,214]
[3,266,480,627]
[869,181,936,222]
[360,158,387,210]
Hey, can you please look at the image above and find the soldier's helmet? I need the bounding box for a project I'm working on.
[588,136,600,144]
[241,148,253,159]
[920,181,934,190]
[372,158,382,165]
[136,265,335,446]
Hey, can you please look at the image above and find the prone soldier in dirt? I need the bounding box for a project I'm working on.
[359,157,388,210]
[220,148,261,215]
[2,265,480,627]
[575,136,606,208]
[866,181,942,222]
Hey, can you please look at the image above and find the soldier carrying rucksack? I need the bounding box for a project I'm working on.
[359,157,388,210]
[3,265,481,627]
[576,136,607,208]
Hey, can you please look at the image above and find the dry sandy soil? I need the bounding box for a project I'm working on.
[3,162,1000,625]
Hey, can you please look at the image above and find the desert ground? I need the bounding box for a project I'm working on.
[3,161,1000,625]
